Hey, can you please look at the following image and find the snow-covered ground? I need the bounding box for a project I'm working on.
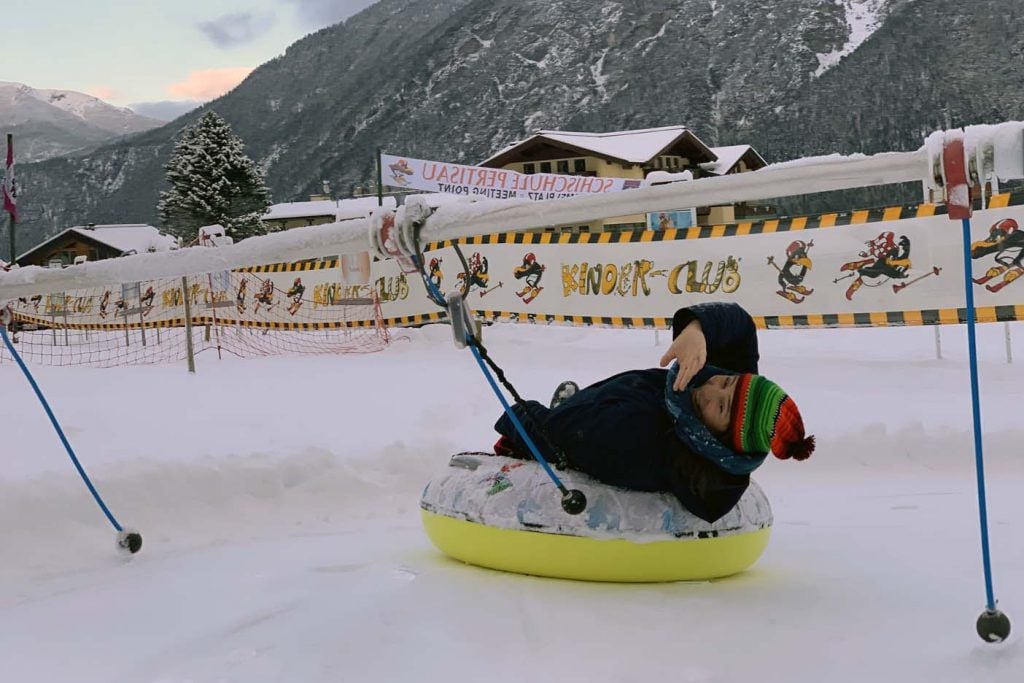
[1,320,1022,682]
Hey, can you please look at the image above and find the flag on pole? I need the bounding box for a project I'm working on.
[3,136,15,222]
[2,137,14,222]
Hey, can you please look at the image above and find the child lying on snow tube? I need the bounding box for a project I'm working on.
[492,302,815,523]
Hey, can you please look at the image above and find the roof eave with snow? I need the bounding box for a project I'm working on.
[479,126,718,168]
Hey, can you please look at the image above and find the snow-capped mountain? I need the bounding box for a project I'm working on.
[0,81,163,162]
[14,0,1024,247]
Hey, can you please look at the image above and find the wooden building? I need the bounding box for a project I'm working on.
[479,126,768,230]
[15,224,178,268]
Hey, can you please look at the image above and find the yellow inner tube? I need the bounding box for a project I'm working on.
[422,509,771,583]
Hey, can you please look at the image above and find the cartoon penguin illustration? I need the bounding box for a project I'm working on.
[513,252,546,304]
[837,232,912,300]
[428,257,444,291]
[99,290,111,319]
[286,277,306,315]
[457,252,490,292]
[767,240,815,303]
[972,218,1024,292]
[236,278,248,314]
[140,285,156,315]
[388,159,414,186]
[254,279,276,312]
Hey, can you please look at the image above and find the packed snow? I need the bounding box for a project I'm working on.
[1,318,1022,682]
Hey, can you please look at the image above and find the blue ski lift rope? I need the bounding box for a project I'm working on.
[0,314,142,554]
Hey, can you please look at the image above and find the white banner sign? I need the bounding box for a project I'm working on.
[380,153,644,201]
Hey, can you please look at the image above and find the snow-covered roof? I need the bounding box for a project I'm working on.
[644,170,695,185]
[406,193,478,208]
[264,196,398,222]
[17,224,177,262]
[700,145,767,175]
[79,224,178,255]
[480,126,717,166]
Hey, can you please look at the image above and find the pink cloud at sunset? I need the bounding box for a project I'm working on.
[167,67,254,100]
[84,85,118,101]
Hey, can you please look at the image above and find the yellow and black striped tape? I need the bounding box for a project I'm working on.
[238,259,339,274]
[376,304,1024,331]
[425,191,1022,250]
[232,192,1022,271]
[11,311,386,332]
[16,305,1024,334]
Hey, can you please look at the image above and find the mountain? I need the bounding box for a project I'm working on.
[127,100,203,122]
[13,0,1024,255]
[0,81,163,163]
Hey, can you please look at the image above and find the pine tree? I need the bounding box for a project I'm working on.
[157,111,271,243]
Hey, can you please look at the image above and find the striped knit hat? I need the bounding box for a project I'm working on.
[728,374,815,461]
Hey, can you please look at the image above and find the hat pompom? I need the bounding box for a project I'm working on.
[787,435,815,461]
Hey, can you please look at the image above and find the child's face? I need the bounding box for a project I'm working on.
[691,374,739,435]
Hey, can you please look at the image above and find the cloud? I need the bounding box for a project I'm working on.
[284,0,378,29]
[197,12,275,48]
[167,67,254,100]
[84,85,118,101]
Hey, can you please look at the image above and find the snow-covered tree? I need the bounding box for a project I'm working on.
[157,112,271,243]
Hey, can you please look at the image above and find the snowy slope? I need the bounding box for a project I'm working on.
[814,0,890,77]
[0,81,162,162]
[1,321,1022,682]
[0,81,161,135]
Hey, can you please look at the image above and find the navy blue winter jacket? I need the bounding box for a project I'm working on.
[494,302,762,522]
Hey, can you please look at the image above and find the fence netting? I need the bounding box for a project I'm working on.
[1,265,389,368]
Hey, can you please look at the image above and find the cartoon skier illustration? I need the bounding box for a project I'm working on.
[140,286,156,316]
[98,290,111,319]
[513,252,546,304]
[457,252,490,293]
[971,217,1024,293]
[236,278,248,314]
[428,257,444,291]
[388,159,414,186]
[835,231,939,300]
[286,277,305,315]
[767,240,815,303]
[254,279,276,312]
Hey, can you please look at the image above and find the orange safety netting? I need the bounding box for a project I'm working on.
[1,268,389,368]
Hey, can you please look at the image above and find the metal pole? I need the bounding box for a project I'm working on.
[934,325,942,360]
[181,277,195,373]
[138,290,147,347]
[1005,322,1013,364]
[62,298,69,346]
[376,148,384,208]
[206,273,222,360]
[960,217,997,612]
[6,133,14,263]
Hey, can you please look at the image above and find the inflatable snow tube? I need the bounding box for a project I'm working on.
[420,454,772,582]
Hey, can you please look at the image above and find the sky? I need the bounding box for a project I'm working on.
[2,0,377,108]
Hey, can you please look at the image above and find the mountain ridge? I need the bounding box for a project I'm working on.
[11,0,1024,255]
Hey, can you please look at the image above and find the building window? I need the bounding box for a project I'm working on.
[539,161,552,173]
[523,163,535,174]
[574,159,586,173]
[557,160,569,174]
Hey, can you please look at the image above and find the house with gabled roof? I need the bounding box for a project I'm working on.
[16,224,178,267]
[479,126,768,230]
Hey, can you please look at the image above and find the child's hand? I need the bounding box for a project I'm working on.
[659,320,707,391]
